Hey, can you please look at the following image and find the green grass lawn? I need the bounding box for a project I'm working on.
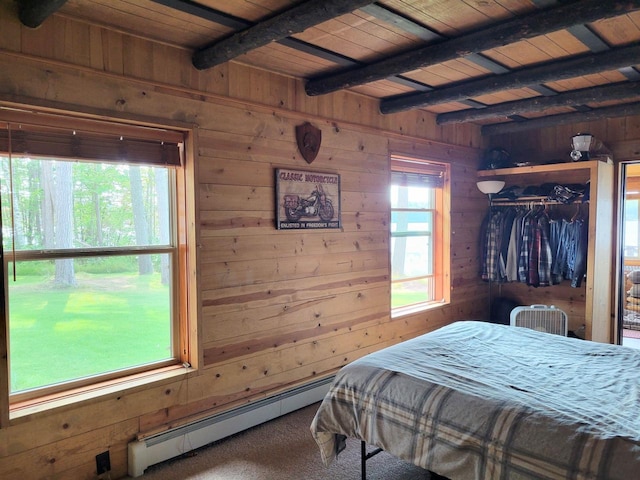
[391,290,431,308]
[9,272,171,393]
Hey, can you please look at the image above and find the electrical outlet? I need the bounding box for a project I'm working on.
[96,450,111,478]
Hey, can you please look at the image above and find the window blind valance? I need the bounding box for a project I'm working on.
[391,170,444,188]
[391,157,447,188]
[0,110,183,167]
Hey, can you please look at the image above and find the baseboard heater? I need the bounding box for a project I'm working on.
[128,376,334,477]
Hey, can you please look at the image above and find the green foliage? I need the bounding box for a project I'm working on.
[0,157,168,252]
[76,256,139,274]
[12,261,53,277]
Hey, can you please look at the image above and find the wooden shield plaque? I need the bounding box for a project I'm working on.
[296,122,321,164]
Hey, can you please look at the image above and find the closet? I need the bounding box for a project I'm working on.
[478,160,614,343]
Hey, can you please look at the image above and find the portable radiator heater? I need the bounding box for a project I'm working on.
[510,304,568,336]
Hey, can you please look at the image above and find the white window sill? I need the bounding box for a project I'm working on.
[391,299,448,319]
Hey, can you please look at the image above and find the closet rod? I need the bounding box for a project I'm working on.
[490,198,587,207]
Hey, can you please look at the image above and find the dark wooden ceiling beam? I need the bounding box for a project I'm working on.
[151,0,251,30]
[567,24,610,52]
[192,0,374,70]
[156,1,433,90]
[437,82,640,124]
[305,0,640,97]
[380,43,640,114]
[482,101,640,136]
[277,37,360,68]
[18,0,68,28]
[528,85,558,96]
[621,67,640,81]
[360,3,442,42]
[361,4,511,76]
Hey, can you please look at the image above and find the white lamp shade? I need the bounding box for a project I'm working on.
[572,134,592,151]
[477,180,505,195]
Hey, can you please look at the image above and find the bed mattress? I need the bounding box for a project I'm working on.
[310,321,640,479]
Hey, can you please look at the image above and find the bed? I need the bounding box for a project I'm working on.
[310,321,640,480]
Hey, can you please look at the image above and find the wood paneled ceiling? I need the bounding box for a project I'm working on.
[14,0,640,135]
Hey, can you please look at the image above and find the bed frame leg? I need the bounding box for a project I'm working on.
[361,441,383,480]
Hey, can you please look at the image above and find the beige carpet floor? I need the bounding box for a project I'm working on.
[130,402,436,480]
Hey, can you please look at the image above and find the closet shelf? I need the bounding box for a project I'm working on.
[477,160,605,178]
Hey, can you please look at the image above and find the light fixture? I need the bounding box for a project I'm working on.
[570,133,593,161]
[476,180,505,197]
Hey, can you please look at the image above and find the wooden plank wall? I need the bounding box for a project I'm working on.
[487,115,640,333]
[0,2,490,479]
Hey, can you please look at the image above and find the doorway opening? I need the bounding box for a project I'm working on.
[619,162,640,349]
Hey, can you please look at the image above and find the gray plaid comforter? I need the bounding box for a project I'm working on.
[310,321,640,479]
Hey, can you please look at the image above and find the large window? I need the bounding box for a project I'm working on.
[390,157,449,313]
[0,110,188,405]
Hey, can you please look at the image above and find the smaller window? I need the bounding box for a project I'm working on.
[390,157,450,313]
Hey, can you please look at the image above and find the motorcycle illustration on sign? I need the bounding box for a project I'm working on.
[284,184,334,221]
[275,168,341,230]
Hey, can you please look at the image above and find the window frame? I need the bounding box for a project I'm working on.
[390,156,450,316]
[0,106,195,422]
